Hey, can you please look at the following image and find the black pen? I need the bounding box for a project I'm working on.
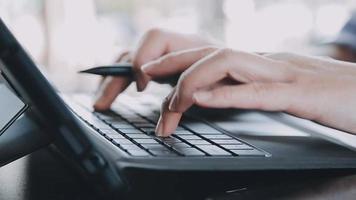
[79,63,178,84]
[79,63,134,77]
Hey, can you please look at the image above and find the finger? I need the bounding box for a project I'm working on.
[132,29,210,91]
[156,79,240,137]
[155,88,182,137]
[96,50,132,90]
[193,83,293,111]
[117,50,131,62]
[94,51,133,110]
[170,49,294,113]
[94,77,131,111]
[141,46,218,78]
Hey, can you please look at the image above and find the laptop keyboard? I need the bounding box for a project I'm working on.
[65,95,267,158]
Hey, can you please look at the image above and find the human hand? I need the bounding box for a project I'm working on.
[94,28,211,111]
[143,49,356,136]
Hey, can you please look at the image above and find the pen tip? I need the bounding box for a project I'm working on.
[78,69,90,73]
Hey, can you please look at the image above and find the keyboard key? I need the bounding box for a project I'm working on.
[147,131,157,136]
[181,121,221,134]
[211,139,242,145]
[170,143,192,149]
[91,121,112,129]
[120,144,143,150]
[187,140,211,145]
[177,135,202,140]
[105,120,127,126]
[119,128,143,134]
[173,130,194,135]
[222,144,253,150]
[126,134,151,139]
[100,129,118,135]
[202,134,232,139]
[196,145,231,156]
[175,126,185,131]
[97,114,120,121]
[112,138,134,145]
[85,117,103,125]
[126,117,148,123]
[140,144,167,149]
[135,123,155,128]
[100,128,115,134]
[110,122,135,129]
[140,115,159,122]
[149,149,178,156]
[98,113,116,118]
[133,138,159,144]
[176,148,205,156]
[231,149,266,157]
[104,134,126,140]
[102,117,125,122]
[127,149,150,157]
[140,128,156,133]
[159,137,183,146]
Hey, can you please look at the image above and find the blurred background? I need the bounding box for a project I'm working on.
[0,0,355,92]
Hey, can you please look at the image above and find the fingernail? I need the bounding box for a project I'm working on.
[155,116,164,137]
[93,97,107,111]
[141,63,154,73]
[136,83,143,92]
[168,96,178,111]
[193,91,213,103]
[136,77,145,92]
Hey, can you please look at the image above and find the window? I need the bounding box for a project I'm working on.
[0,0,354,92]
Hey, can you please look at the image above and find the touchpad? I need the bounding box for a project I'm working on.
[0,77,26,135]
[208,111,310,137]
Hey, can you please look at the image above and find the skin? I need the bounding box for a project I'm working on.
[94,28,210,110]
[95,29,356,137]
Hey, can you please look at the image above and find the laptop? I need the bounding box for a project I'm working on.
[1,18,356,199]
